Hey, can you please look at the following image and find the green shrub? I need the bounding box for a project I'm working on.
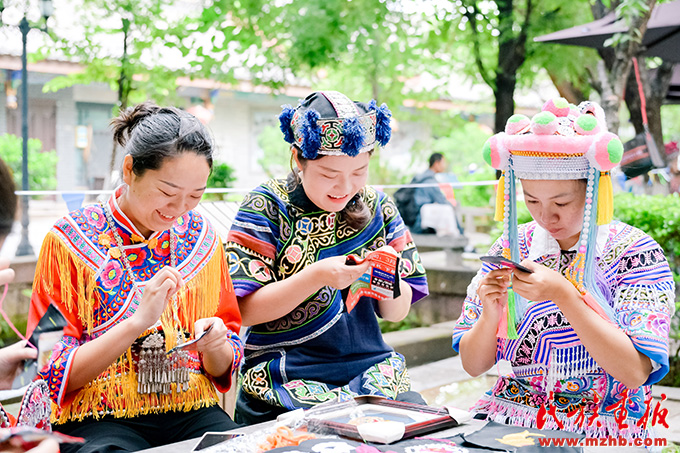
[0,316,28,348]
[379,311,425,333]
[205,162,237,200]
[454,167,497,209]
[0,134,57,191]
[614,193,680,387]
[613,192,680,275]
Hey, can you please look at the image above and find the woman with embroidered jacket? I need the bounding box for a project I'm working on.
[225,91,429,424]
[27,103,243,453]
[452,98,675,438]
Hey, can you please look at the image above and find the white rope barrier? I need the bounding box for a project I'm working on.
[14,180,499,197]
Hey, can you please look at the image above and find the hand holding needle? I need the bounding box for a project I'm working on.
[166,323,214,355]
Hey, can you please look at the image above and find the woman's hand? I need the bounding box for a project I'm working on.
[131,267,184,330]
[459,267,512,377]
[0,258,15,286]
[511,260,575,303]
[311,256,371,290]
[476,268,512,324]
[193,317,235,378]
[192,317,229,355]
[0,341,37,390]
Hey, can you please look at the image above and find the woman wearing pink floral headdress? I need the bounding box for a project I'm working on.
[453,98,675,439]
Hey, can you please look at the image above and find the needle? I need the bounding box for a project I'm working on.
[166,323,214,355]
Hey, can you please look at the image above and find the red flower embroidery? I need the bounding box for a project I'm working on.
[101,260,123,289]
[126,248,148,268]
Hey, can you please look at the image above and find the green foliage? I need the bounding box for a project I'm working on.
[205,162,237,201]
[423,0,598,111]
[661,104,680,143]
[379,311,426,333]
[613,193,680,275]
[257,125,291,179]
[613,193,680,386]
[0,134,57,191]
[405,116,496,208]
[0,316,28,348]
[455,167,498,209]
[42,0,201,109]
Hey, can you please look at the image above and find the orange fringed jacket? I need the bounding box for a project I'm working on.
[27,188,242,424]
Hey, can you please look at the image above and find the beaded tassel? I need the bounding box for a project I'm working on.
[496,170,520,339]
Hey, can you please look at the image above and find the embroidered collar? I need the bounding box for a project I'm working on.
[527,222,610,263]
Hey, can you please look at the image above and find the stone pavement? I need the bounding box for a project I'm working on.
[407,355,680,447]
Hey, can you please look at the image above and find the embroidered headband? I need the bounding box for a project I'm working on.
[482,98,624,339]
[279,91,392,159]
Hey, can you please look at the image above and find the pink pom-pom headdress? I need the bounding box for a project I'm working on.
[483,98,623,339]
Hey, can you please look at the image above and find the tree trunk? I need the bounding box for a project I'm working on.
[495,73,517,133]
[548,72,586,105]
[493,0,530,132]
[591,0,658,135]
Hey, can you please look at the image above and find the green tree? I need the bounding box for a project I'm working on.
[257,124,290,179]
[206,162,237,200]
[589,0,657,134]
[42,0,214,180]
[425,0,598,133]
[203,0,433,111]
[0,134,57,191]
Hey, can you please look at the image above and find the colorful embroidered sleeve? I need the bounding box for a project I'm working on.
[204,247,243,392]
[451,237,504,353]
[381,193,428,303]
[27,230,91,406]
[225,186,282,299]
[611,231,676,385]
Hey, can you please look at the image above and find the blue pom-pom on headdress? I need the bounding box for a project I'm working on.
[341,116,365,157]
[279,105,295,144]
[300,109,321,159]
[370,99,392,146]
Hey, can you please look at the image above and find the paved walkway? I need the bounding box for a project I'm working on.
[409,355,680,446]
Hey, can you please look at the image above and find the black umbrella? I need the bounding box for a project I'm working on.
[534,0,680,62]
[534,3,679,174]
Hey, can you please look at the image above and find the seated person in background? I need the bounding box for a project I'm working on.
[405,153,464,237]
[452,98,675,438]
[226,91,429,425]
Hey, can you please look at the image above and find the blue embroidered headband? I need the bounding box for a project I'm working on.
[279,91,392,159]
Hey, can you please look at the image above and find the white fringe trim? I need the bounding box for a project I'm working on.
[473,394,650,440]
[546,345,600,396]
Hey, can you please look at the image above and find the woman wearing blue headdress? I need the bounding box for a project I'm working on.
[225,91,429,424]
[452,98,675,439]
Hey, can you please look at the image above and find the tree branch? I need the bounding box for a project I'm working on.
[462,0,496,90]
